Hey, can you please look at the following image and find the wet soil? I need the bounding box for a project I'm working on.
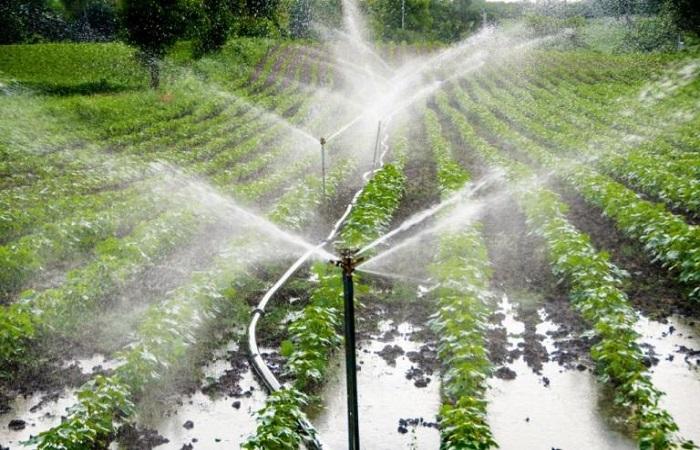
[376,344,405,366]
[117,425,170,449]
[388,119,441,229]
[313,292,441,449]
[0,355,94,421]
[553,180,700,319]
[479,171,593,376]
[200,348,251,399]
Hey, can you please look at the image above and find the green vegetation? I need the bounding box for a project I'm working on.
[436,78,694,447]
[245,139,408,448]
[424,108,497,449]
[1,2,698,448]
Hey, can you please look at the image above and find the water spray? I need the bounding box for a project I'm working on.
[320,136,327,202]
[372,121,382,169]
[330,248,366,450]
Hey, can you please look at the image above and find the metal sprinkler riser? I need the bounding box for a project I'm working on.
[330,248,364,450]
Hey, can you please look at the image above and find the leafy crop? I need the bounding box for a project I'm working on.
[27,376,134,450]
[437,91,692,448]
[242,388,314,450]
[451,84,700,299]
[424,108,497,449]
[246,137,407,447]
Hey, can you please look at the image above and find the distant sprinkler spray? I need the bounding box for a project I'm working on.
[320,136,327,201]
[330,248,365,450]
[372,121,382,169]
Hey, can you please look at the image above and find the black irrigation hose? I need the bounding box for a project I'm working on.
[246,124,390,449]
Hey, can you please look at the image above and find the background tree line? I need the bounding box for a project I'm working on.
[1,0,697,87]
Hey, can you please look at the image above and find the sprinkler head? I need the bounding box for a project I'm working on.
[332,248,365,275]
[320,137,327,146]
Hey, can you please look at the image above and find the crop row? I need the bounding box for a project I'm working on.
[470,69,700,217]
[424,108,497,449]
[1,100,342,367]
[435,92,692,448]
[1,84,321,291]
[0,207,207,367]
[493,54,700,150]
[29,139,349,449]
[0,175,181,299]
[244,136,408,449]
[0,90,307,247]
[1,42,310,198]
[450,85,700,300]
[476,71,700,205]
[0,97,316,309]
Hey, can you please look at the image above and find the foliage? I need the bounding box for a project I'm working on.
[424,109,470,194]
[618,13,679,52]
[339,158,406,249]
[117,0,195,87]
[525,13,586,37]
[522,189,694,449]
[243,388,314,450]
[193,0,233,57]
[27,376,134,450]
[284,263,344,388]
[450,71,700,299]
[0,42,147,93]
[0,0,69,44]
[429,230,497,450]
[437,83,693,447]
[424,107,496,449]
[289,0,313,38]
[664,0,700,34]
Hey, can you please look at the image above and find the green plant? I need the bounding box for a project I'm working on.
[27,376,134,450]
[243,388,314,450]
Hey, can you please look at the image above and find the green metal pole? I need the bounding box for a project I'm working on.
[342,262,360,450]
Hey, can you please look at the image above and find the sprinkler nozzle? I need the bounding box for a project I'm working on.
[320,137,327,146]
[332,249,365,275]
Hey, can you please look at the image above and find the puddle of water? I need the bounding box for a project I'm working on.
[147,370,266,449]
[0,353,124,448]
[487,295,636,450]
[147,342,267,450]
[637,315,700,443]
[0,389,78,447]
[312,321,440,449]
[62,353,122,375]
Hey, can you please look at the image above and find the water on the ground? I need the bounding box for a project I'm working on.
[486,295,636,450]
[637,315,700,444]
[313,321,441,449]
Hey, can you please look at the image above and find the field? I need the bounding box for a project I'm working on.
[1,18,699,450]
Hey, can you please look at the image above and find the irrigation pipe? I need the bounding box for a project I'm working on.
[247,122,391,449]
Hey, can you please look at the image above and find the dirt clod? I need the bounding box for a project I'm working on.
[8,419,26,430]
[117,424,169,449]
[405,366,431,388]
[494,366,517,380]
[376,344,405,366]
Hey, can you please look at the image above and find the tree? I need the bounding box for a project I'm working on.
[366,0,432,40]
[665,0,700,34]
[290,0,312,38]
[193,0,233,57]
[117,0,193,88]
[0,0,68,44]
